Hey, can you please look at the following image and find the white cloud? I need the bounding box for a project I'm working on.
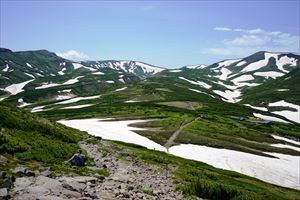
[214,27,232,31]
[203,27,300,56]
[56,50,89,61]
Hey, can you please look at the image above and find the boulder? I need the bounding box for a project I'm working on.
[68,153,86,167]
[0,188,8,198]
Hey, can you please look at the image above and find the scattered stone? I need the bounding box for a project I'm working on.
[96,174,105,182]
[68,153,86,167]
[25,170,35,177]
[0,155,8,163]
[40,168,51,177]
[0,188,8,198]
[12,166,26,175]
[60,178,86,192]
[2,179,12,189]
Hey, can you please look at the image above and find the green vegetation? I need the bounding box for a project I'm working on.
[241,68,300,105]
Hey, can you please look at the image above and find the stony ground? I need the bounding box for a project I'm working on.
[10,139,198,200]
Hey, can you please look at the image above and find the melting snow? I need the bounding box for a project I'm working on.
[271,144,300,152]
[214,68,232,81]
[211,59,240,70]
[115,87,127,92]
[24,73,35,78]
[2,64,9,72]
[169,69,182,73]
[5,79,34,95]
[105,80,115,84]
[253,113,290,123]
[244,104,268,111]
[26,63,33,68]
[275,89,289,92]
[236,60,247,66]
[213,90,241,103]
[61,104,94,109]
[268,100,300,123]
[31,106,46,113]
[169,144,300,190]
[272,135,300,146]
[254,71,285,79]
[55,95,100,105]
[73,63,97,71]
[58,118,166,152]
[179,77,212,89]
[92,72,104,75]
[231,74,255,85]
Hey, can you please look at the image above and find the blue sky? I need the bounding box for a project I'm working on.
[1,1,299,68]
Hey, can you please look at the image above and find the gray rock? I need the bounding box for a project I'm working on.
[25,170,35,177]
[41,168,51,177]
[68,153,86,167]
[12,166,26,175]
[59,177,86,192]
[0,188,8,198]
[0,155,8,163]
[2,179,12,189]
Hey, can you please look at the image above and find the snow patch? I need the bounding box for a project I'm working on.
[253,113,290,123]
[244,104,268,112]
[213,90,241,103]
[2,64,9,72]
[55,95,101,105]
[61,104,94,109]
[272,135,300,146]
[5,79,34,95]
[179,77,212,89]
[169,144,300,190]
[58,118,166,152]
[254,71,285,79]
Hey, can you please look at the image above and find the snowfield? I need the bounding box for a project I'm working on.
[55,95,101,105]
[272,135,300,146]
[58,118,166,152]
[179,77,212,89]
[254,71,285,79]
[169,144,300,190]
[213,90,241,103]
[61,104,94,109]
[253,113,290,123]
[268,100,300,123]
[5,79,34,95]
[244,104,268,111]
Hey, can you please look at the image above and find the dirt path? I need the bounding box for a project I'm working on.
[164,118,198,149]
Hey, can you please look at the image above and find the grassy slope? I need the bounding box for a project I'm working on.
[241,68,300,105]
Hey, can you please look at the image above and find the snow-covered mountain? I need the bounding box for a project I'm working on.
[81,60,165,76]
[177,51,300,103]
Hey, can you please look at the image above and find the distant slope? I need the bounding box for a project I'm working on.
[241,67,300,105]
